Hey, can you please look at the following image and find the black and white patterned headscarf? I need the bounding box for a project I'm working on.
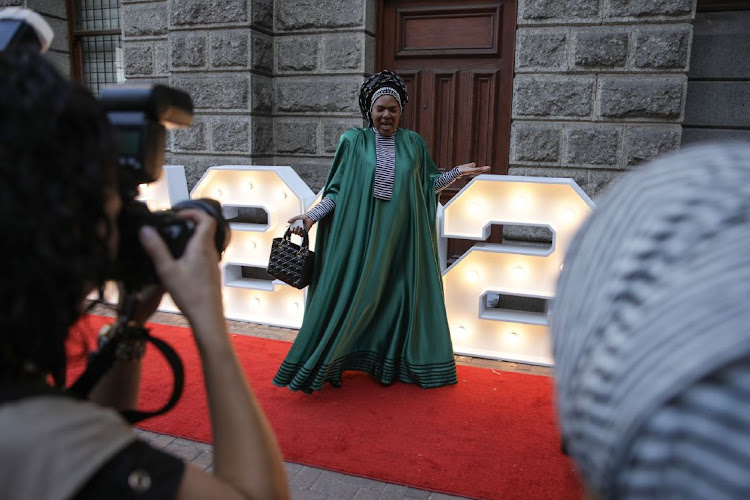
[359,70,408,127]
[553,143,750,500]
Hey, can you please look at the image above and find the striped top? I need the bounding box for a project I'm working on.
[306,129,463,222]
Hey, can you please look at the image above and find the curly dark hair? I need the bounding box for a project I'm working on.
[358,70,409,127]
[0,50,116,386]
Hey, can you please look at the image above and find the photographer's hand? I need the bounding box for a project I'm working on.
[139,210,289,500]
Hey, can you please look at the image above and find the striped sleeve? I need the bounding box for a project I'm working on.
[434,167,463,192]
[305,197,336,222]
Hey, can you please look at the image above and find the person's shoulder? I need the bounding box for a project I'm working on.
[340,127,368,141]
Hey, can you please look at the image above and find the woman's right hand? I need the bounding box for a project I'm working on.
[288,214,314,235]
[138,209,224,332]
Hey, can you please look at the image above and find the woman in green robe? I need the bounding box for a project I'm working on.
[273,71,490,393]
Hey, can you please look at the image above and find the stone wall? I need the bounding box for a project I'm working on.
[121,0,276,189]
[511,0,696,204]
[272,0,374,191]
[120,0,373,192]
[0,0,71,75]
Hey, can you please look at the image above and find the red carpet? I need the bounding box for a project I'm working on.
[67,315,582,500]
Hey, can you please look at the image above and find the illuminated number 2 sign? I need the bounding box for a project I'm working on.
[442,176,594,366]
[147,168,593,365]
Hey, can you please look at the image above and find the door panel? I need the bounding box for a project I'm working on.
[377,0,516,256]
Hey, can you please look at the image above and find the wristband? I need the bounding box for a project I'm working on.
[98,322,148,361]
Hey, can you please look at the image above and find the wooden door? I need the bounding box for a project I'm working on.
[377,0,516,258]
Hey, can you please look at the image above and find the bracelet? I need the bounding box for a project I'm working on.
[98,322,148,361]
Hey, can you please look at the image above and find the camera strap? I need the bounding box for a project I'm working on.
[68,330,185,425]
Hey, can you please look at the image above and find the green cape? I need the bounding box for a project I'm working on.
[273,128,457,392]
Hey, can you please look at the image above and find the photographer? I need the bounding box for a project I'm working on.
[0,50,289,499]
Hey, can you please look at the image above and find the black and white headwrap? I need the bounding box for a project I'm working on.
[553,143,750,500]
[359,70,408,127]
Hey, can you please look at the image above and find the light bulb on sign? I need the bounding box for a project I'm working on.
[277,190,288,201]
[246,240,258,250]
[252,297,261,306]
[512,264,526,278]
[467,270,479,282]
[562,208,577,223]
[214,188,224,199]
[471,200,484,212]
[454,325,468,341]
[246,181,254,191]
[507,330,521,344]
[513,193,531,210]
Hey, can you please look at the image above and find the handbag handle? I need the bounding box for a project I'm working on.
[284,226,310,250]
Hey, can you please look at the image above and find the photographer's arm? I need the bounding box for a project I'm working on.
[88,285,164,409]
[138,210,289,500]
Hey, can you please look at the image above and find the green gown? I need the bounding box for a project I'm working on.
[273,127,458,393]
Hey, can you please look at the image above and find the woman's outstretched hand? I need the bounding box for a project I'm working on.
[288,214,314,235]
[457,162,491,177]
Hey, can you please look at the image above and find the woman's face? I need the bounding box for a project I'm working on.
[371,95,401,136]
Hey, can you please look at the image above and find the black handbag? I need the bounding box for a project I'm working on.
[267,227,315,289]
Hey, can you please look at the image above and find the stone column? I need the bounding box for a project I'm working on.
[121,0,274,189]
[273,0,374,192]
[511,0,695,202]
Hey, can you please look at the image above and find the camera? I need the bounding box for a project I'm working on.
[99,83,231,291]
[2,7,230,292]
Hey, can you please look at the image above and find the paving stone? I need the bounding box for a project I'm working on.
[355,489,382,500]
[291,487,330,500]
[285,462,303,481]
[404,486,431,498]
[379,483,409,499]
[148,433,176,450]
[191,450,214,470]
[311,474,360,498]
[292,466,324,489]
[163,439,204,462]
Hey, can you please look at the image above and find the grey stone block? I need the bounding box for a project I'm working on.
[520,0,600,22]
[276,77,362,113]
[27,0,66,18]
[0,0,23,6]
[323,33,364,71]
[588,170,624,200]
[606,0,692,18]
[122,4,167,37]
[46,17,68,52]
[598,76,685,120]
[511,123,561,162]
[323,120,360,153]
[213,119,250,152]
[564,126,621,167]
[174,119,207,151]
[276,0,363,31]
[275,121,318,154]
[681,128,750,146]
[689,33,750,79]
[278,158,332,192]
[210,32,248,68]
[251,0,273,29]
[277,36,320,72]
[515,29,568,71]
[252,118,274,154]
[171,0,247,26]
[573,29,629,69]
[684,81,750,128]
[513,76,594,119]
[623,125,681,165]
[124,45,154,76]
[154,42,169,75]
[171,76,249,109]
[252,75,273,113]
[634,26,691,70]
[171,34,206,68]
[251,32,273,72]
